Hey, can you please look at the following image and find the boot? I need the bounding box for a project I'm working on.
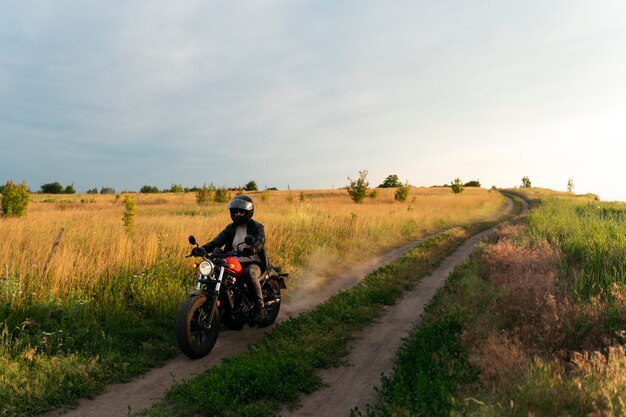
[253,302,266,325]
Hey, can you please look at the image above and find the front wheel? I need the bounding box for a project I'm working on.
[258,281,281,328]
[175,294,219,359]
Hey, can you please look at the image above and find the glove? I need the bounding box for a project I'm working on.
[241,246,256,257]
[191,247,206,257]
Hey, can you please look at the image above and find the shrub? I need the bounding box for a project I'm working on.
[347,170,370,203]
[196,183,215,204]
[451,178,464,194]
[394,182,410,201]
[464,180,481,187]
[521,176,532,188]
[166,184,183,193]
[122,194,136,234]
[40,182,64,194]
[64,184,76,194]
[140,185,160,193]
[1,180,30,217]
[214,187,231,203]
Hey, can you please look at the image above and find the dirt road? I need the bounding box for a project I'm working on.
[47,196,519,417]
[281,195,524,417]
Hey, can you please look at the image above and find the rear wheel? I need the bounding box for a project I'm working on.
[175,295,219,359]
[258,281,281,327]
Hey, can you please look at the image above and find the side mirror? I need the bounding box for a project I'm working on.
[188,235,197,245]
[244,235,256,245]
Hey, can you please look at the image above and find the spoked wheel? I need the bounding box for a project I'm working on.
[258,281,281,328]
[175,295,219,359]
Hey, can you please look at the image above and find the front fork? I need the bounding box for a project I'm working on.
[195,266,225,328]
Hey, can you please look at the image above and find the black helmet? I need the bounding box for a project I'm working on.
[228,195,254,225]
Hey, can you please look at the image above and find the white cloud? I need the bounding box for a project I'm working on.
[1,1,626,198]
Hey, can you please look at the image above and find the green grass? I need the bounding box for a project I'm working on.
[141,227,492,417]
[0,261,186,416]
[526,198,626,301]
[367,196,626,417]
[359,250,493,417]
[0,192,513,416]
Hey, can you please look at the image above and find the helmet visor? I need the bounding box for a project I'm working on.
[228,198,253,211]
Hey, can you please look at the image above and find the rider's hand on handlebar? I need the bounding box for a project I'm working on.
[191,247,206,257]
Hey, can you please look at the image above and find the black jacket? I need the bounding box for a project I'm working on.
[202,220,268,271]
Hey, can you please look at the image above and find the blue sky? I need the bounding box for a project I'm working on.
[1,1,625,200]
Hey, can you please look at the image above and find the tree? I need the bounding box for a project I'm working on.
[378,174,401,188]
[100,187,116,194]
[244,180,258,191]
[451,178,464,194]
[41,182,64,194]
[463,180,481,187]
[521,176,532,188]
[86,187,98,194]
[347,170,370,203]
[64,184,76,194]
[567,178,574,193]
[1,180,30,217]
[394,181,410,201]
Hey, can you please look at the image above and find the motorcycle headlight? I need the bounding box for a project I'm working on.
[198,260,214,276]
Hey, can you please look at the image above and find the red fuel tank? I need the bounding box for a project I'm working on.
[224,256,243,276]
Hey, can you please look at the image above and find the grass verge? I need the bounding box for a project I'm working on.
[367,195,626,417]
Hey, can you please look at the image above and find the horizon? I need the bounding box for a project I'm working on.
[2,2,625,202]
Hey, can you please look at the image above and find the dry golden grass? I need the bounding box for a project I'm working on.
[0,187,506,301]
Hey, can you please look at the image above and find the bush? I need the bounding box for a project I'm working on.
[40,182,64,194]
[464,180,481,187]
[451,178,464,194]
[140,185,160,193]
[166,184,183,193]
[347,170,370,203]
[214,187,231,203]
[122,194,136,234]
[1,181,30,217]
[394,182,410,201]
[196,183,215,204]
[64,184,76,194]
[521,176,532,188]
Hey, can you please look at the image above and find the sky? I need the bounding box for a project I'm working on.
[1,1,625,201]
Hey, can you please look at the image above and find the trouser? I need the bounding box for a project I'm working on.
[243,263,263,307]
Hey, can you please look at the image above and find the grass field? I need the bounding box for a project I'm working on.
[0,187,506,416]
[366,191,626,417]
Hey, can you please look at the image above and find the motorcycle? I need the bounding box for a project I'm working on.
[175,235,288,359]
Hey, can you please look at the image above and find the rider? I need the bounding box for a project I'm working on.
[200,195,267,324]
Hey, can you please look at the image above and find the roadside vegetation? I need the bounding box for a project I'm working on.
[0,187,505,416]
[142,209,518,417]
[366,192,626,417]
